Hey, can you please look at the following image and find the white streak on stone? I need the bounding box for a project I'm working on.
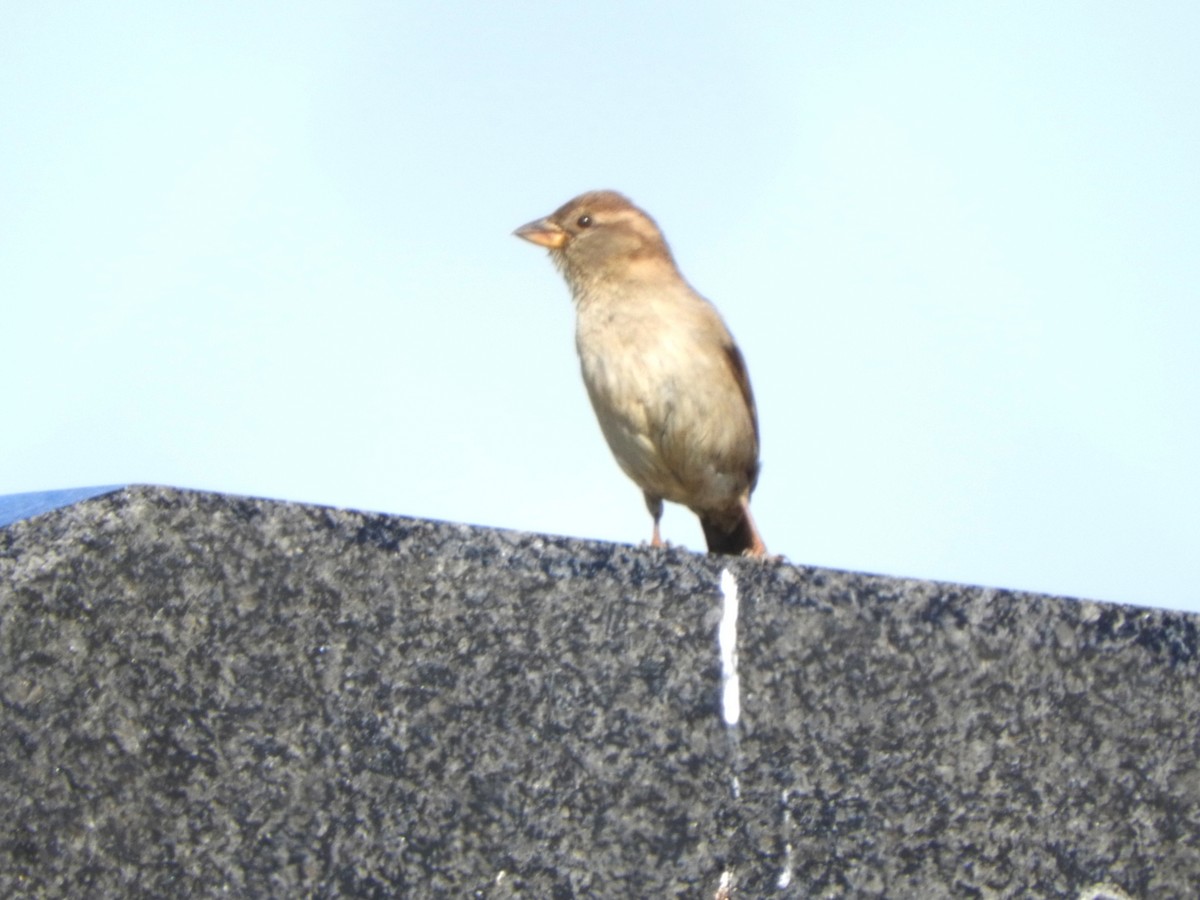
[777,789,795,888]
[776,843,793,889]
[1078,884,1135,900]
[718,568,741,727]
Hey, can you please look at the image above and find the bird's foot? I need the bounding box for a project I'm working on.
[743,549,788,563]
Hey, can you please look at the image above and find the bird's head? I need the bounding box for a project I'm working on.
[514,190,677,291]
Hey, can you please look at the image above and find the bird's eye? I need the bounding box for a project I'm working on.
[577,215,593,228]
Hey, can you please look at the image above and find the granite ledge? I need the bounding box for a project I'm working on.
[1,485,1197,898]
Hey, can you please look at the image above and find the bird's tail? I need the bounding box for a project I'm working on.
[700,499,767,557]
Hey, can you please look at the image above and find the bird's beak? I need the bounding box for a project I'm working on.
[514,217,567,250]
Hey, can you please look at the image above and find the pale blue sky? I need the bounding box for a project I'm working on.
[3,2,1197,612]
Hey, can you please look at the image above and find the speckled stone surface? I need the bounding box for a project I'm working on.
[1,486,1197,898]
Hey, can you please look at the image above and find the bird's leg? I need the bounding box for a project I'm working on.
[644,492,667,548]
[739,497,768,558]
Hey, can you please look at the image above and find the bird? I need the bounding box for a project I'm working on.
[514,190,767,557]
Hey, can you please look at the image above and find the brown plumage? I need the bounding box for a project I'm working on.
[515,190,767,557]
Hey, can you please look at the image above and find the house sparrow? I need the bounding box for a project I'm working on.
[514,190,767,557]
